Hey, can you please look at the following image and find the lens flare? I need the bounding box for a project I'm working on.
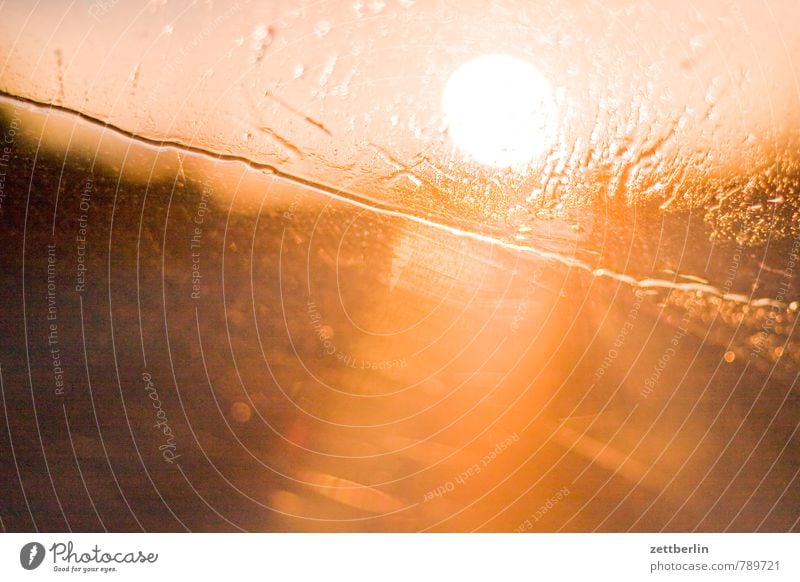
[442,54,557,168]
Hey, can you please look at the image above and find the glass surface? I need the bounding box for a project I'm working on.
[0,0,798,532]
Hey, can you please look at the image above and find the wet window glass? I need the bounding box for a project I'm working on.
[0,0,799,533]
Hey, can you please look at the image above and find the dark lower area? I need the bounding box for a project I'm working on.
[0,107,798,533]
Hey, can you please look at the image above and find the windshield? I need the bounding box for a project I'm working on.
[0,0,798,533]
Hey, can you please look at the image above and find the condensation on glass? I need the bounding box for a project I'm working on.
[0,0,799,532]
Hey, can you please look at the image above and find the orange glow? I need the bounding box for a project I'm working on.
[1,0,800,537]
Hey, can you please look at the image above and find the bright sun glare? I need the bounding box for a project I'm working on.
[442,54,557,168]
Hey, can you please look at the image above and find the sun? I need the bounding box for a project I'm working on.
[441,54,558,168]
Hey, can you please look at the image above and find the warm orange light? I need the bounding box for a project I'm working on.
[441,54,557,168]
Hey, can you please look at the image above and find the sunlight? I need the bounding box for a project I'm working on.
[442,54,557,168]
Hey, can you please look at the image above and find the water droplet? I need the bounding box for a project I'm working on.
[368,0,386,13]
[250,24,273,62]
[251,24,269,43]
[230,402,252,423]
[318,55,337,88]
[314,20,331,38]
